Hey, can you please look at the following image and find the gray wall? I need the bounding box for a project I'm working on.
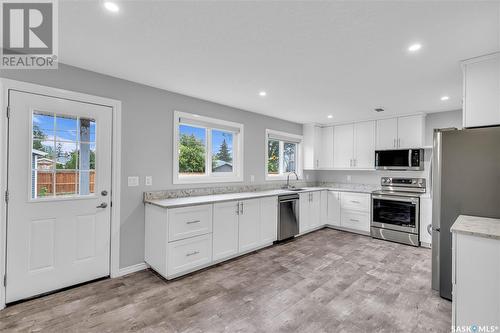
[316,110,462,186]
[0,64,302,268]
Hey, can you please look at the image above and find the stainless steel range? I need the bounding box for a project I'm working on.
[371,177,426,247]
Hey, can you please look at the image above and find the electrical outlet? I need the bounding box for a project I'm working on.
[128,176,139,187]
[306,174,310,180]
[250,175,255,182]
[145,176,153,186]
[346,175,352,183]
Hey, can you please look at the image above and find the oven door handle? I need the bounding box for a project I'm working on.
[372,194,419,204]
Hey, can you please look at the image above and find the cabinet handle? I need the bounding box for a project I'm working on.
[393,138,396,148]
[398,138,401,147]
[350,200,360,204]
[316,159,319,168]
[186,220,201,225]
[236,203,240,215]
[240,202,244,215]
[350,219,359,222]
[186,251,200,257]
[354,159,357,167]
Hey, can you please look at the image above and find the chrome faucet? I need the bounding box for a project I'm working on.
[285,171,299,189]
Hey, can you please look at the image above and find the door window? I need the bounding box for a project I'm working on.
[32,111,96,199]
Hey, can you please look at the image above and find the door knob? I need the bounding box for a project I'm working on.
[97,202,108,209]
[101,190,108,196]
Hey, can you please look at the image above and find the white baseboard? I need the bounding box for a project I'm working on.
[115,262,149,278]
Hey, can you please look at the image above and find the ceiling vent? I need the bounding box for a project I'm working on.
[374,107,385,112]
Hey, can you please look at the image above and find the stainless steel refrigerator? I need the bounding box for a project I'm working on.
[432,126,500,300]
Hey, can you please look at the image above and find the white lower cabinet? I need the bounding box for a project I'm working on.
[238,199,261,252]
[145,196,278,279]
[260,196,278,245]
[299,191,322,234]
[167,234,212,277]
[213,201,239,261]
[452,231,500,328]
[327,191,341,227]
[327,192,371,234]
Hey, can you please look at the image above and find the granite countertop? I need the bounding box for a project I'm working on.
[145,185,377,209]
[451,215,500,240]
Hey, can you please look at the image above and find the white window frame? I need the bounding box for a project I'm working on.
[173,111,244,184]
[265,129,303,181]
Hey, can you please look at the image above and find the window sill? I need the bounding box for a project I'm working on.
[173,175,244,185]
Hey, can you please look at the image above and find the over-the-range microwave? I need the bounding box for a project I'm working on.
[375,149,424,171]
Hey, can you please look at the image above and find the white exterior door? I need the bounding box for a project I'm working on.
[213,201,239,261]
[238,199,260,252]
[6,91,113,303]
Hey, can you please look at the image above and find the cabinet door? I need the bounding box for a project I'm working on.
[463,54,500,128]
[397,115,424,148]
[333,124,354,168]
[299,192,310,233]
[376,118,398,150]
[213,201,239,261]
[320,190,328,225]
[260,196,278,245]
[354,121,376,169]
[419,197,432,245]
[318,127,334,169]
[327,191,341,226]
[303,124,318,169]
[238,199,261,253]
[309,191,322,228]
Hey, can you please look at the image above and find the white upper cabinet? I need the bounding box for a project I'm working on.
[333,124,354,168]
[376,118,398,150]
[353,121,376,168]
[318,126,334,169]
[303,124,333,169]
[462,53,500,128]
[375,115,425,150]
[397,115,424,148]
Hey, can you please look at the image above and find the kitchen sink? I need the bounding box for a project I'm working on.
[287,188,305,192]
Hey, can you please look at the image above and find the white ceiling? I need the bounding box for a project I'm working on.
[59,1,500,124]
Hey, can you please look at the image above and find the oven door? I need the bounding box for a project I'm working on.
[371,194,419,234]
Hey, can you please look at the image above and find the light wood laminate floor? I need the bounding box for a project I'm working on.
[0,229,451,332]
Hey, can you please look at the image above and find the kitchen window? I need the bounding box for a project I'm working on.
[265,129,303,180]
[173,111,244,184]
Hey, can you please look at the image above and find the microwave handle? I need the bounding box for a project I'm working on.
[408,149,412,167]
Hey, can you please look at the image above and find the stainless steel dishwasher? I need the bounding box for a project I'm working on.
[277,194,299,241]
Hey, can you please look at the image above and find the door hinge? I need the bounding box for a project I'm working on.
[6,106,11,118]
[4,190,8,204]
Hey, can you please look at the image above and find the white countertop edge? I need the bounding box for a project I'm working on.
[145,186,376,208]
[451,215,500,240]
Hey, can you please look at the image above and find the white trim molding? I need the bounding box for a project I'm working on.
[0,79,122,310]
[116,262,149,278]
[265,129,303,181]
[173,110,244,184]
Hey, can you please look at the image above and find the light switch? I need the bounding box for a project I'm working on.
[145,176,153,186]
[306,174,310,180]
[128,176,139,187]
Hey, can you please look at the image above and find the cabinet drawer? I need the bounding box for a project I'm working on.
[168,204,213,242]
[340,193,370,212]
[341,210,370,232]
[167,234,213,276]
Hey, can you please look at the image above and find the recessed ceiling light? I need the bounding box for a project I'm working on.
[327,115,333,119]
[258,91,267,97]
[104,1,119,13]
[408,43,422,52]
[440,96,450,101]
